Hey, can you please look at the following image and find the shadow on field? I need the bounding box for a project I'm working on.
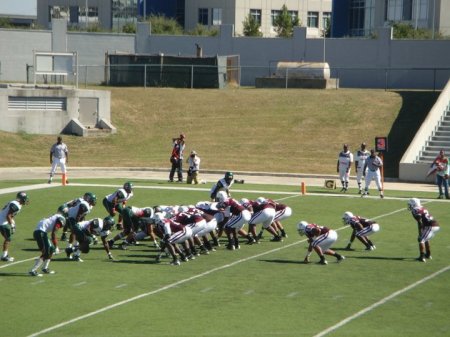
[346,256,413,261]
[0,272,31,277]
[112,259,160,265]
[259,259,304,265]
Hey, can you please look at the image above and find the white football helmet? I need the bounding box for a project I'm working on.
[178,205,189,213]
[240,198,249,205]
[216,190,228,203]
[407,198,421,210]
[256,197,267,204]
[297,221,308,236]
[342,211,354,224]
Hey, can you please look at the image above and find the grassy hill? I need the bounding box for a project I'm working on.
[0,87,439,178]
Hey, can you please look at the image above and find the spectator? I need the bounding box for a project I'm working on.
[431,149,449,199]
[186,150,201,184]
[169,133,186,183]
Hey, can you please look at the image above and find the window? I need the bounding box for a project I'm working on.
[386,0,417,21]
[322,12,331,30]
[198,8,208,25]
[289,10,298,24]
[307,12,319,28]
[212,8,222,26]
[271,10,281,26]
[250,9,261,25]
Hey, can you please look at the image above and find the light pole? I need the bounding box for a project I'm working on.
[322,29,326,63]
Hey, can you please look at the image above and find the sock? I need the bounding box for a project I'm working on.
[42,259,51,270]
[2,251,8,258]
[32,258,44,271]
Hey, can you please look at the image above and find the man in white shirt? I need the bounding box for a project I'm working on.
[48,136,69,185]
[337,144,353,192]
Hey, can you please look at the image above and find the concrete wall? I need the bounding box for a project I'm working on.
[1,22,450,88]
[0,84,112,135]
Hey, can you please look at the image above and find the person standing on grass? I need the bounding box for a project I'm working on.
[431,149,449,199]
[48,136,69,185]
[29,213,66,276]
[186,150,201,184]
[407,198,441,262]
[297,221,345,265]
[354,142,370,194]
[362,149,384,198]
[169,133,186,183]
[0,192,29,262]
[337,144,353,192]
[342,211,379,251]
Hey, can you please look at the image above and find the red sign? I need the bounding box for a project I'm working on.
[375,137,388,152]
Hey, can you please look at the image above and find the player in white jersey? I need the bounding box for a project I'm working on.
[102,182,134,229]
[354,142,370,194]
[29,213,66,276]
[337,144,353,192]
[362,149,384,198]
[48,136,69,185]
[0,192,29,262]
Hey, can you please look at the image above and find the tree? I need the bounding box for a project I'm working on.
[122,22,136,34]
[392,22,441,39]
[273,5,300,38]
[242,14,262,37]
[147,14,183,35]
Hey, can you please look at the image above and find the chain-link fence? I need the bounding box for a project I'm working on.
[26,63,450,91]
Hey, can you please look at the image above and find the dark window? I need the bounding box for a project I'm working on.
[198,8,208,25]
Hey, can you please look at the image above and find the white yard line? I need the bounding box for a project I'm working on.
[313,264,450,337]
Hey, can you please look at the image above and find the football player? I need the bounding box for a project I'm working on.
[102,182,134,229]
[60,192,95,241]
[65,216,114,262]
[354,143,370,194]
[297,221,345,265]
[195,200,224,248]
[342,211,379,251]
[407,198,441,262]
[210,172,234,201]
[337,144,353,192]
[0,191,29,262]
[248,197,282,243]
[29,213,66,276]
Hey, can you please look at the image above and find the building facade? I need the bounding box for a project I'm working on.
[184,0,332,37]
[332,0,450,37]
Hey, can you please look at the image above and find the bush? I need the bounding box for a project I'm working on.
[148,14,183,35]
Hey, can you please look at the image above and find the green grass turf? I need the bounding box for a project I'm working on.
[0,181,448,337]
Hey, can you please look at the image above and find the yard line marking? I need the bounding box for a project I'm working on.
[0,257,36,269]
[31,280,45,285]
[115,284,127,289]
[313,264,450,337]
[73,281,87,287]
[26,206,410,337]
[200,287,213,293]
[286,292,299,298]
[244,289,254,295]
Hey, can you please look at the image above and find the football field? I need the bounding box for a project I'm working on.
[0,179,449,337]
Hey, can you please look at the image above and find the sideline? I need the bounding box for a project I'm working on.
[27,205,413,337]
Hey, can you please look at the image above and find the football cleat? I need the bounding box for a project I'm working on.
[246,237,256,245]
[319,259,328,265]
[425,254,432,260]
[1,255,14,262]
[416,256,426,263]
[73,256,83,262]
[42,268,55,274]
[270,236,283,242]
[337,255,345,263]
[365,245,374,251]
[170,259,181,266]
[29,270,42,277]
[226,243,235,251]
[65,247,73,259]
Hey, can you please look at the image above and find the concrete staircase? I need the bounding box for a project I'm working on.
[416,104,450,163]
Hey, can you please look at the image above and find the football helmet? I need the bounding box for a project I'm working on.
[103,216,115,231]
[85,192,97,206]
[92,218,103,229]
[55,214,66,227]
[240,198,249,205]
[256,197,267,204]
[123,181,133,193]
[178,205,189,213]
[16,191,29,205]
[342,211,354,224]
[142,207,154,218]
[297,221,308,236]
[216,190,228,203]
[407,198,421,210]
[224,171,234,183]
[57,204,69,217]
